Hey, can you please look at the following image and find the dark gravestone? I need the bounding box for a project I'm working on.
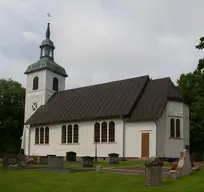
[48,156,64,169]
[144,157,164,187]
[3,155,19,168]
[108,153,119,164]
[66,151,76,162]
[81,156,94,167]
[17,154,26,166]
[39,156,48,164]
[47,155,56,158]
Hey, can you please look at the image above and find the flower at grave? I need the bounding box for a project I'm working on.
[171,163,177,170]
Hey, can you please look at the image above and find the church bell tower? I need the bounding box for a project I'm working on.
[21,20,68,155]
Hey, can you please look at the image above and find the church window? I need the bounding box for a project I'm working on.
[40,127,44,144]
[35,128,39,144]
[94,122,100,142]
[101,122,107,142]
[176,119,181,138]
[73,124,79,143]
[67,125,72,143]
[170,118,175,137]
[109,121,115,142]
[61,125,66,143]
[170,118,181,138]
[33,76,39,90]
[53,77,59,92]
[45,127,49,144]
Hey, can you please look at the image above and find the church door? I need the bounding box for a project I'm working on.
[141,132,149,158]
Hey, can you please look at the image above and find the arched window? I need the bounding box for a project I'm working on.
[40,127,44,144]
[73,124,79,143]
[35,128,39,144]
[94,122,100,142]
[109,121,115,142]
[176,119,181,138]
[53,77,59,92]
[33,76,39,90]
[170,118,175,138]
[101,122,107,142]
[61,125,66,143]
[45,127,49,144]
[67,125,72,143]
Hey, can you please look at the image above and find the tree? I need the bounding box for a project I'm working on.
[177,37,204,158]
[0,78,25,157]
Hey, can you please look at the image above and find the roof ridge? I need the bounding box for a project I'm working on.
[150,77,171,81]
[57,75,150,93]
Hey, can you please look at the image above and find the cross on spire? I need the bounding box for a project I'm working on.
[47,12,51,23]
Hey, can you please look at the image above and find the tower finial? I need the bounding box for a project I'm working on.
[46,12,51,39]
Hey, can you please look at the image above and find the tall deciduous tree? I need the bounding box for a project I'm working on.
[177,37,204,158]
[0,78,25,157]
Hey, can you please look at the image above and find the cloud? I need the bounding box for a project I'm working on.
[0,0,203,89]
[21,32,41,44]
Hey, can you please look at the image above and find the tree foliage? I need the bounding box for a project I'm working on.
[0,78,25,157]
[177,37,204,155]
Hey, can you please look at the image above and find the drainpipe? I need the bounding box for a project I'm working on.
[154,117,158,157]
[121,115,126,161]
[26,125,31,157]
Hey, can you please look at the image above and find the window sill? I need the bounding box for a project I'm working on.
[61,143,80,145]
[169,137,182,140]
[93,142,117,144]
[35,144,50,145]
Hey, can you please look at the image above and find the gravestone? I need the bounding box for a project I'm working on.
[144,157,164,187]
[81,156,94,167]
[47,155,56,158]
[66,151,76,162]
[39,156,48,164]
[48,156,64,169]
[170,149,192,178]
[96,166,102,172]
[17,154,26,166]
[108,153,119,164]
[3,155,19,168]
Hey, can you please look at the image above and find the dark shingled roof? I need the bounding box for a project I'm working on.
[128,77,183,121]
[25,75,184,126]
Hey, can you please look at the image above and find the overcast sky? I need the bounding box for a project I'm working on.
[0,0,203,89]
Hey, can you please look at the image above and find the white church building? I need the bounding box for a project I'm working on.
[21,22,190,159]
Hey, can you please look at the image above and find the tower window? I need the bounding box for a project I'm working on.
[32,103,38,111]
[53,77,59,91]
[33,76,39,90]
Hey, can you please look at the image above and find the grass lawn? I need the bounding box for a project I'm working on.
[0,168,203,192]
[0,160,172,169]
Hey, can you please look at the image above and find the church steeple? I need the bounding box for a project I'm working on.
[39,22,55,60]
[24,18,68,78]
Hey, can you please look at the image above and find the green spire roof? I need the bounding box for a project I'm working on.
[24,57,68,77]
[24,22,68,77]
